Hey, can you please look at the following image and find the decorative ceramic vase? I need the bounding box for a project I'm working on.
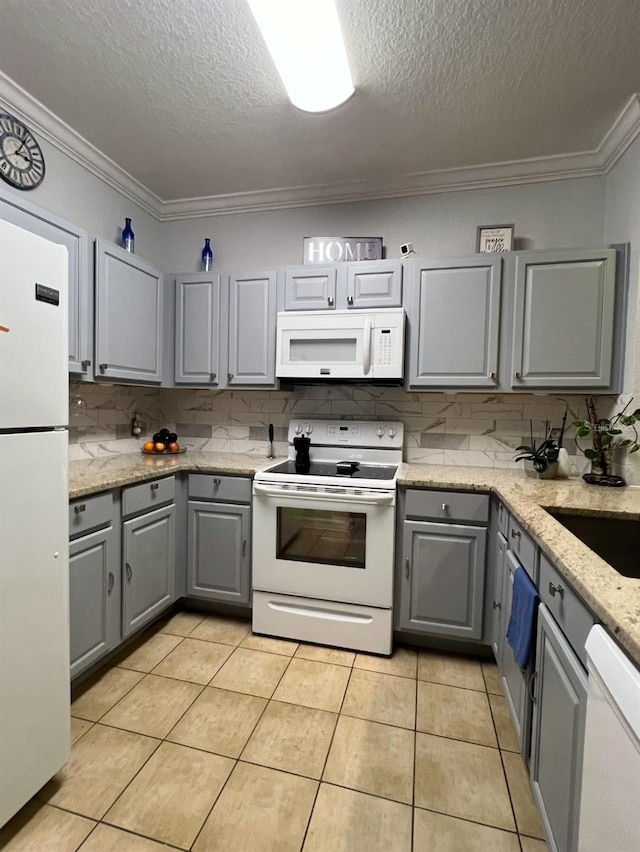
[524,460,558,480]
[122,217,135,253]
[201,238,213,271]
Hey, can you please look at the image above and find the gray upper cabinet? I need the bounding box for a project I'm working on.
[174,274,222,385]
[408,255,502,387]
[228,269,277,386]
[345,260,402,308]
[283,265,337,310]
[530,604,587,852]
[511,249,616,389]
[0,189,92,377]
[187,501,251,604]
[95,239,163,383]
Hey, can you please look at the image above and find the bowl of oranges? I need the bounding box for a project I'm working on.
[142,428,184,454]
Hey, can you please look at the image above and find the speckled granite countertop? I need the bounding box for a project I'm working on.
[69,454,640,666]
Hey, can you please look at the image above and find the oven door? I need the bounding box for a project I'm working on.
[252,483,395,608]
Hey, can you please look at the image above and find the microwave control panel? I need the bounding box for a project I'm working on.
[375,327,395,365]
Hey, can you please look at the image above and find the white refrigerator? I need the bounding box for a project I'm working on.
[0,220,70,827]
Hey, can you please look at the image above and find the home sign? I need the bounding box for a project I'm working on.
[303,236,383,264]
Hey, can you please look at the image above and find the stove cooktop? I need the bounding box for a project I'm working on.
[265,460,398,481]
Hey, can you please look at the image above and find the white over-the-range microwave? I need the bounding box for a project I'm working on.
[275,308,405,381]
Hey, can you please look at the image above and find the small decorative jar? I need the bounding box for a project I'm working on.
[201,238,213,271]
[122,218,135,253]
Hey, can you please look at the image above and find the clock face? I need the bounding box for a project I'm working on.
[0,113,45,190]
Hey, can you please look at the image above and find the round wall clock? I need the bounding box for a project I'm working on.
[0,112,45,190]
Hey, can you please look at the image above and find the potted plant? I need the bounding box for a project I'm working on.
[573,398,640,485]
[515,436,561,479]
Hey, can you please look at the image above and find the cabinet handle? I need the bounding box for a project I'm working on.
[347,295,354,305]
[150,482,159,491]
[242,538,247,557]
[489,371,496,380]
[514,371,521,380]
[213,478,221,486]
[107,571,115,593]
[528,670,538,703]
[548,581,564,598]
[405,557,410,579]
[74,504,86,514]
[327,296,334,306]
[126,562,132,582]
[210,372,217,381]
[510,529,521,540]
[228,372,234,381]
[492,600,502,610]
[99,363,108,372]
[81,359,91,370]
[441,502,449,512]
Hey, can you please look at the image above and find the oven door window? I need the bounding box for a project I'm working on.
[276,506,366,569]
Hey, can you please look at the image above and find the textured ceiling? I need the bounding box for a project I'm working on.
[0,0,639,203]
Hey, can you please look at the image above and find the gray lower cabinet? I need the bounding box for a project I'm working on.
[399,520,487,639]
[0,187,92,377]
[122,504,175,637]
[530,604,587,852]
[511,249,616,389]
[69,524,119,677]
[228,269,277,386]
[407,255,502,388]
[95,239,164,383]
[174,273,222,385]
[490,530,508,665]
[187,501,251,604]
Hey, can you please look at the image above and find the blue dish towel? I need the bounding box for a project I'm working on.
[506,567,539,669]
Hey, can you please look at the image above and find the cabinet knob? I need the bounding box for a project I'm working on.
[514,371,521,380]
[150,482,159,491]
[511,529,521,540]
[99,363,108,372]
[489,371,496,380]
[213,478,221,486]
[347,295,354,305]
[228,373,234,381]
[107,571,115,593]
[548,581,564,598]
[74,503,86,514]
[492,600,501,610]
[126,562,133,582]
[210,372,217,381]
[405,557,410,579]
[82,359,91,370]
[327,296,334,306]
[441,502,449,512]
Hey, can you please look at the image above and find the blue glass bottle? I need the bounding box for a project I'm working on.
[201,238,213,271]
[122,217,135,253]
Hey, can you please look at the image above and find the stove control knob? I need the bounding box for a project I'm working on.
[375,426,385,438]
[294,423,303,434]
[387,427,397,438]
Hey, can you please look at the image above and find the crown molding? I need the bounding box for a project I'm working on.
[0,70,638,221]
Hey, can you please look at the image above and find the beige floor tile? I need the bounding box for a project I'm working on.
[239,633,299,656]
[40,724,158,819]
[272,658,351,712]
[490,693,520,752]
[415,732,515,831]
[115,632,183,672]
[79,824,173,851]
[71,667,144,722]
[71,716,94,744]
[189,614,251,646]
[242,700,337,778]
[194,762,317,852]
[483,660,504,694]
[167,687,267,757]
[418,650,485,691]
[211,647,290,698]
[342,668,416,729]
[151,637,233,683]
[323,715,414,803]
[294,643,355,667]
[100,673,202,738]
[417,681,497,747]
[158,609,205,636]
[104,741,233,848]
[0,802,95,851]
[520,837,549,851]
[354,646,417,679]
[303,783,412,852]
[502,750,546,839]
[414,808,521,852]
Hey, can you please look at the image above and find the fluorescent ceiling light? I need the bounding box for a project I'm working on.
[247,0,354,113]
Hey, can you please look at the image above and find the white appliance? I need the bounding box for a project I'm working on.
[0,220,70,827]
[252,420,403,654]
[577,626,640,852]
[276,308,405,381]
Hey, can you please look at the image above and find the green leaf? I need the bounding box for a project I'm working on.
[534,459,546,472]
[630,444,640,454]
[576,426,591,438]
[584,449,600,460]
[601,434,612,446]
[620,416,636,426]
[608,428,623,435]
[619,439,633,448]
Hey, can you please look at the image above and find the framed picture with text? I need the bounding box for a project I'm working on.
[476,224,514,253]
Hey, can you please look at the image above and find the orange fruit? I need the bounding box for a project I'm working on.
[142,441,155,453]
[154,442,166,453]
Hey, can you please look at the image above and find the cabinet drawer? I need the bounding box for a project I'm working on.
[188,474,252,504]
[122,476,176,518]
[405,489,489,524]
[539,552,594,668]
[507,516,538,582]
[69,492,113,538]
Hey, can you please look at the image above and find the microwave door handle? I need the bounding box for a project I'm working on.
[363,319,372,375]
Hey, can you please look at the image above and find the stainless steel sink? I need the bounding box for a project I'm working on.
[546,510,640,580]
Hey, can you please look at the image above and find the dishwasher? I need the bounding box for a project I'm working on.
[577,625,640,852]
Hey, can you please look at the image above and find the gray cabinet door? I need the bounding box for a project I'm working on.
[408,255,502,387]
[69,525,119,677]
[530,604,587,852]
[491,531,508,666]
[511,249,616,388]
[0,189,92,377]
[187,501,250,604]
[122,504,175,637]
[174,274,222,385]
[400,520,486,639]
[228,269,276,385]
[501,549,533,757]
[345,260,402,308]
[283,265,337,310]
[95,239,163,383]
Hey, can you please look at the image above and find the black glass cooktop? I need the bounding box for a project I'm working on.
[267,460,397,480]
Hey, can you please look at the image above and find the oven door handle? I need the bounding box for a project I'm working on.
[363,318,372,376]
[253,483,395,505]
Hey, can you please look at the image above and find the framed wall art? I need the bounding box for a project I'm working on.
[476,224,514,253]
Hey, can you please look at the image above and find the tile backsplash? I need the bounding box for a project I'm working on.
[68,382,640,483]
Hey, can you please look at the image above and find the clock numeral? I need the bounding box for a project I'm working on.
[31,160,43,175]
[10,167,19,183]
[14,124,24,139]
[0,160,9,173]
[22,173,32,187]
[31,148,43,162]
[0,118,11,133]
